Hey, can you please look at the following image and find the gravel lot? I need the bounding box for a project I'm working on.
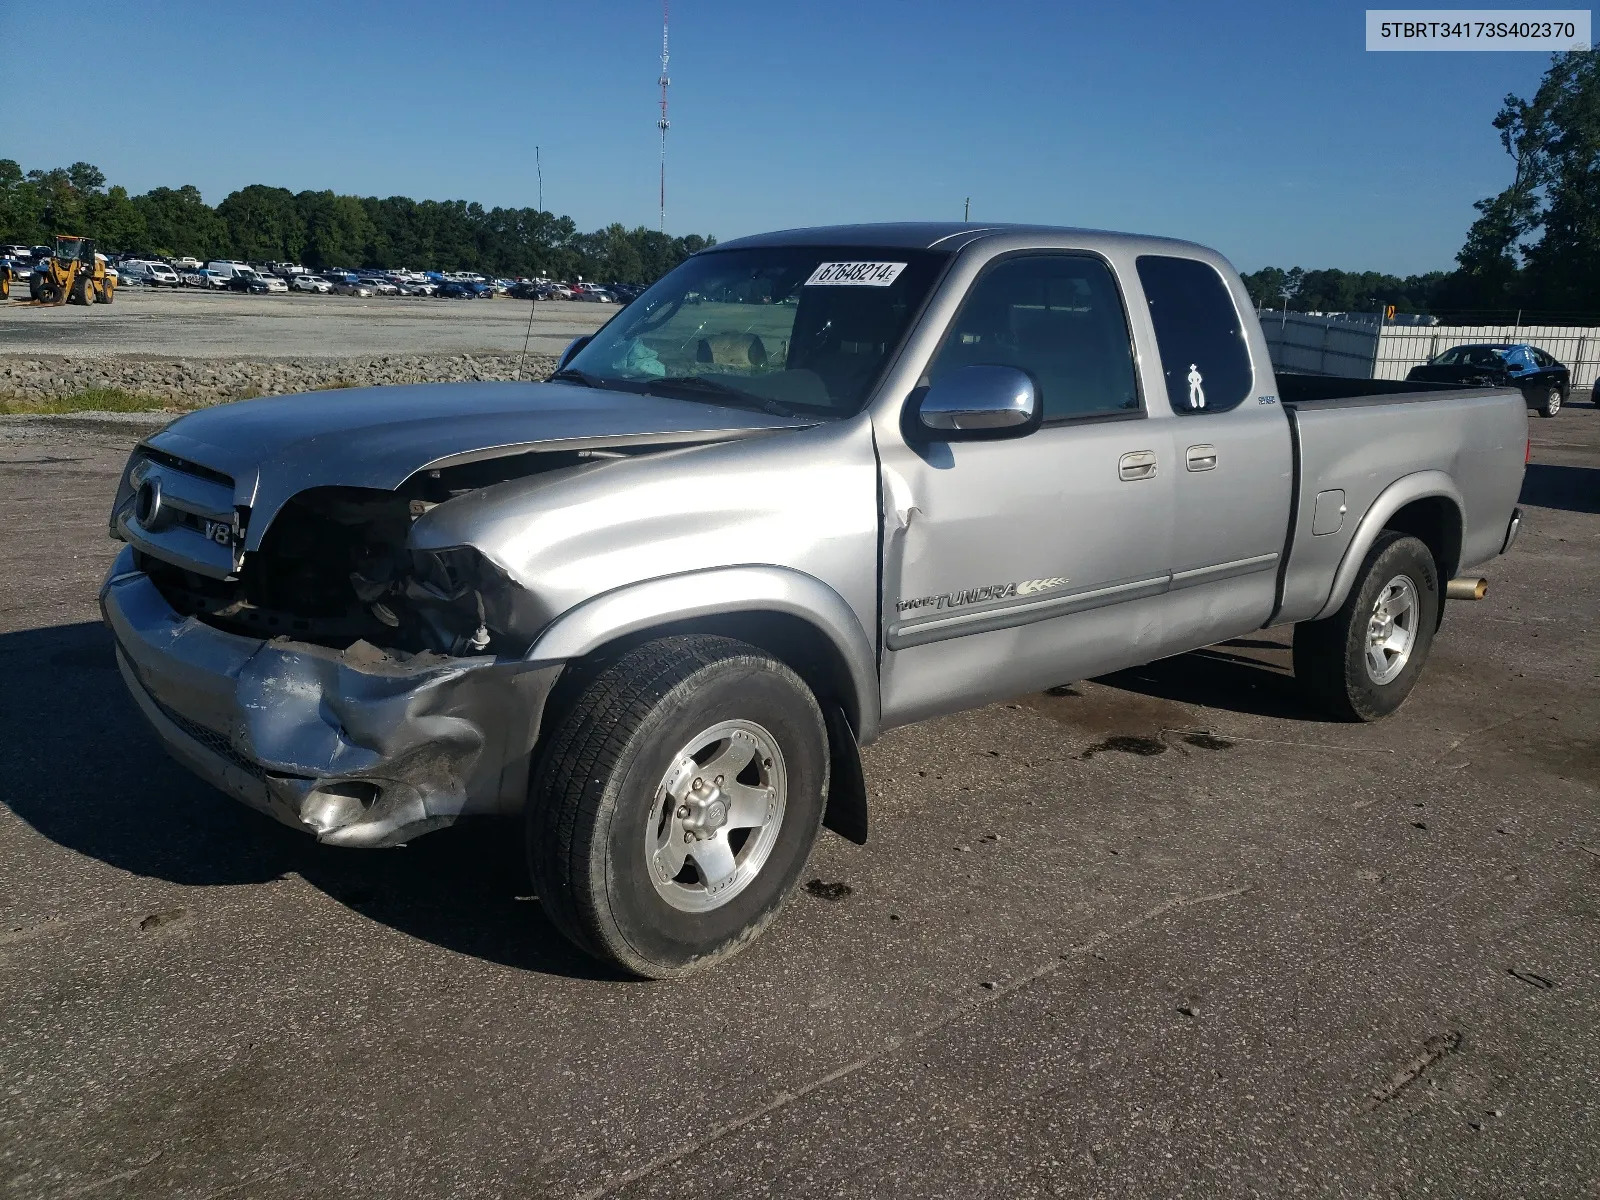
[0,287,611,359]
[0,406,1596,1198]
[0,288,612,404]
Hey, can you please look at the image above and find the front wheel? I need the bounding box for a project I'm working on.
[528,635,829,977]
[1537,386,1562,418]
[1293,532,1440,722]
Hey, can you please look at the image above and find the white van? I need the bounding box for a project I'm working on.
[203,261,253,281]
[117,260,180,287]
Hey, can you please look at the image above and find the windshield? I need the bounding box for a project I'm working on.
[565,245,948,416]
[55,237,84,262]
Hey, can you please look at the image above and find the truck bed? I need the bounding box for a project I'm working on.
[1271,373,1527,627]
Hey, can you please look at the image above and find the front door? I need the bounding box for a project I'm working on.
[875,252,1176,728]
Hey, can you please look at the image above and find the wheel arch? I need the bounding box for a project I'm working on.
[526,567,878,844]
[1313,472,1463,621]
[527,566,881,744]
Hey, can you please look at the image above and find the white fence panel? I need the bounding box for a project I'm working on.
[1258,313,1379,378]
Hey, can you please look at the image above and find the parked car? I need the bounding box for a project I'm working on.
[333,277,373,297]
[248,271,289,294]
[508,281,544,299]
[171,256,202,271]
[357,276,398,296]
[101,222,1527,978]
[114,260,155,286]
[183,268,226,288]
[292,275,333,294]
[1406,342,1571,418]
[574,288,614,303]
[398,280,436,296]
[437,280,492,299]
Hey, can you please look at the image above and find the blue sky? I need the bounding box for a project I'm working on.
[0,0,1558,274]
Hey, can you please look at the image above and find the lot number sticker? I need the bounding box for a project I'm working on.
[804,261,908,287]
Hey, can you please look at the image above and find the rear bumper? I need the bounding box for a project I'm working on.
[100,545,559,847]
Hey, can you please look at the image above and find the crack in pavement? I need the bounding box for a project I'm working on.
[1432,705,1550,764]
[573,884,1254,1200]
[1361,1030,1463,1112]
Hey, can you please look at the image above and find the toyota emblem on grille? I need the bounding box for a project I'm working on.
[134,478,172,530]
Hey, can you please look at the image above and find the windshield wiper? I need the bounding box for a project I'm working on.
[648,375,798,418]
[549,367,602,388]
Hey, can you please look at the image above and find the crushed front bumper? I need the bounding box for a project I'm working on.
[99,546,559,847]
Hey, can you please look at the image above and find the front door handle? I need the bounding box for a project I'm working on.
[1185,444,1218,472]
[1118,450,1158,481]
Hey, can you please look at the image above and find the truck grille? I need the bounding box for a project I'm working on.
[120,453,243,580]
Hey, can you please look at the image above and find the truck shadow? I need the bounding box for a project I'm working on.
[1521,463,1600,515]
[0,620,625,981]
[1093,638,1327,722]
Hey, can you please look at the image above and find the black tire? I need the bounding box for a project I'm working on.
[528,635,829,978]
[1293,532,1440,722]
[0,271,9,301]
[100,279,114,304]
[71,275,93,305]
[1537,386,1562,418]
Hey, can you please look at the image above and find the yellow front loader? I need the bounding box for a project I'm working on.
[26,235,115,306]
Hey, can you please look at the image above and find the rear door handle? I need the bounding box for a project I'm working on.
[1185,444,1217,472]
[1118,450,1158,481]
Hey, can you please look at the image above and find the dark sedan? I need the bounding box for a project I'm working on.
[1406,342,1571,418]
[438,281,493,299]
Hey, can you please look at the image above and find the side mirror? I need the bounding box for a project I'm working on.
[557,335,592,372]
[916,365,1040,438]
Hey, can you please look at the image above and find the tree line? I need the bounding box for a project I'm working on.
[0,160,714,283]
[1243,53,1598,325]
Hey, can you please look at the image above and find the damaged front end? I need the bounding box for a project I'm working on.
[99,453,604,846]
[99,384,812,846]
[103,544,559,846]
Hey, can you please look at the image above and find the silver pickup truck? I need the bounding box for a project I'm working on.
[101,224,1527,975]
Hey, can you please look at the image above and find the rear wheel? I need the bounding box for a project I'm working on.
[1293,532,1440,722]
[1537,386,1562,418]
[0,271,9,300]
[528,635,828,977]
[100,278,115,303]
[71,274,94,305]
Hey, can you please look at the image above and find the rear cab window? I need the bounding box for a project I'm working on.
[1135,255,1253,415]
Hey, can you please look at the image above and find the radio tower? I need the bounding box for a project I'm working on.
[658,0,670,232]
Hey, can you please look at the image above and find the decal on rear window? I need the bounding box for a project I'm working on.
[804,261,908,287]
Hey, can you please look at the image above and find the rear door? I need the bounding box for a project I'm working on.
[1133,254,1293,654]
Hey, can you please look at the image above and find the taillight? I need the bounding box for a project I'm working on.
[1525,437,1532,464]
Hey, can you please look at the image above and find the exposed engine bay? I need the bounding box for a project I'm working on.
[139,447,639,657]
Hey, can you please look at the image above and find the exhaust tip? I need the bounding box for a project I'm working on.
[1445,577,1489,601]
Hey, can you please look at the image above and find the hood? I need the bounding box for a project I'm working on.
[143,380,808,551]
